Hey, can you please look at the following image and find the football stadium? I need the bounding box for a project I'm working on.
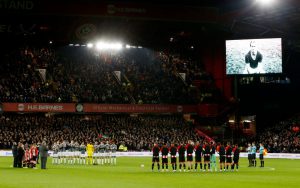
[1,0,300,187]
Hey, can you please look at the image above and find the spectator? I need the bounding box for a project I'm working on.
[0,114,204,151]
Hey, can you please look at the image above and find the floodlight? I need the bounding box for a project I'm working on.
[256,0,275,6]
[96,41,105,50]
[95,41,123,50]
[87,43,94,48]
[112,43,123,50]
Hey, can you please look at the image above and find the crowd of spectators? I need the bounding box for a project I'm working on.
[0,45,220,104]
[116,49,198,104]
[0,114,204,151]
[0,47,57,102]
[249,115,300,153]
[158,51,223,104]
[1,112,300,153]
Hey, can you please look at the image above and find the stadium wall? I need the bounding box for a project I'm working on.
[201,40,233,100]
[0,150,300,159]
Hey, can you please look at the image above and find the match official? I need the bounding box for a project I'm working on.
[39,141,49,169]
[259,143,265,167]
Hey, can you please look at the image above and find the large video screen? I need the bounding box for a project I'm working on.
[226,38,282,75]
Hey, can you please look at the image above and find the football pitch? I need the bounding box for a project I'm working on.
[1,157,300,188]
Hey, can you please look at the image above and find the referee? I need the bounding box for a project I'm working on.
[259,143,265,167]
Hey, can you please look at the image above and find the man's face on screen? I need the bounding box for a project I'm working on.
[250,42,257,56]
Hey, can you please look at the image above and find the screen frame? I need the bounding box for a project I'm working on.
[225,38,283,76]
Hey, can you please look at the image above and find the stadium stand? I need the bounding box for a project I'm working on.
[246,115,300,153]
[0,46,219,104]
[0,114,204,151]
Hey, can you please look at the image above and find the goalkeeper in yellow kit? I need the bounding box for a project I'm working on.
[86,141,94,165]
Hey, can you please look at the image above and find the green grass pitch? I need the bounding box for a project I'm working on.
[1,157,300,188]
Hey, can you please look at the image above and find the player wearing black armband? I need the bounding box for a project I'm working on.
[178,143,186,172]
[194,141,203,171]
[186,140,194,172]
[231,144,240,171]
[161,143,169,172]
[218,142,226,172]
[169,144,177,172]
[152,143,160,172]
[203,141,211,172]
[225,142,232,171]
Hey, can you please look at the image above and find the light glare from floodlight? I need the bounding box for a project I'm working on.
[87,43,93,48]
[256,0,275,5]
[112,43,123,50]
[95,41,123,50]
[96,41,104,50]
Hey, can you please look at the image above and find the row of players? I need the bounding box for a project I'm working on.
[151,141,265,172]
[51,141,118,165]
[152,141,267,171]
[247,142,266,167]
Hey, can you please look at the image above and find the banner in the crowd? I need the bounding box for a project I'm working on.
[113,71,121,82]
[83,104,197,113]
[2,103,76,112]
[36,69,46,82]
[2,103,220,115]
[178,73,186,82]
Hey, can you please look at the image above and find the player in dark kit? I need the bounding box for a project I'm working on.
[152,143,160,172]
[169,143,177,172]
[218,142,226,172]
[161,143,169,172]
[243,40,265,74]
[186,140,194,172]
[231,144,240,171]
[194,141,203,171]
[203,141,211,171]
[225,142,233,171]
[178,143,186,172]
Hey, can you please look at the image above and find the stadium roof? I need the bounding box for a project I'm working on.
[0,0,300,50]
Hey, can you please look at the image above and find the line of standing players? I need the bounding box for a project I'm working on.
[152,140,240,172]
[52,140,117,165]
[247,142,266,168]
